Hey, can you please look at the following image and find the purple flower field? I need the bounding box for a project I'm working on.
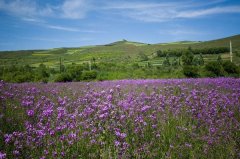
[0,78,240,158]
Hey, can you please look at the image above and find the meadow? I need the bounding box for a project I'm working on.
[0,78,239,158]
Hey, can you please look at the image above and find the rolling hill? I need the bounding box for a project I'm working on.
[0,34,239,68]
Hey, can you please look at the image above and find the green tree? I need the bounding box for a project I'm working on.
[163,54,170,66]
[172,57,178,66]
[183,66,199,78]
[192,56,199,66]
[205,61,225,77]
[67,65,83,80]
[182,50,194,65]
[54,73,72,82]
[192,54,204,66]
[222,61,239,75]
[35,64,50,82]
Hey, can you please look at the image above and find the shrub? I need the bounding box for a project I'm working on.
[163,54,170,66]
[183,66,199,78]
[54,73,72,82]
[81,71,97,80]
[234,50,240,57]
[222,61,239,75]
[138,52,149,61]
[192,55,204,66]
[131,63,139,69]
[205,62,225,77]
[96,72,109,81]
[67,65,83,80]
[14,72,34,83]
[171,57,179,67]
[182,50,194,65]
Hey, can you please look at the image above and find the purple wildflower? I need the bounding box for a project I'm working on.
[0,152,6,159]
[27,109,34,117]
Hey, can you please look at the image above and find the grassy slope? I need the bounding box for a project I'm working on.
[0,34,239,68]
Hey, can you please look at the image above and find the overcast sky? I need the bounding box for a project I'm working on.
[0,0,240,51]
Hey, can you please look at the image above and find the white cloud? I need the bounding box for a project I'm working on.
[0,0,89,19]
[158,29,203,36]
[102,1,240,22]
[61,0,89,19]
[43,24,104,33]
[122,9,177,22]
[22,37,93,43]
[1,0,240,22]
[0,0,53,17]
[103,2,179,10]
[177,6,240,18]
[103,0,228,10]
[45,24,81,32]
[0,0,97,32]
[22,17,45,23]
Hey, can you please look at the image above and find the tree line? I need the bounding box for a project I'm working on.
[156,47,229,57]
[180,49,239,78]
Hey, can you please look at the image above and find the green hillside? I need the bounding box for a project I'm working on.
[0,34,239,68]
[0,34,239,83]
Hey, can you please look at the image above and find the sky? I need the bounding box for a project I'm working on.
[0,0,240,51]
